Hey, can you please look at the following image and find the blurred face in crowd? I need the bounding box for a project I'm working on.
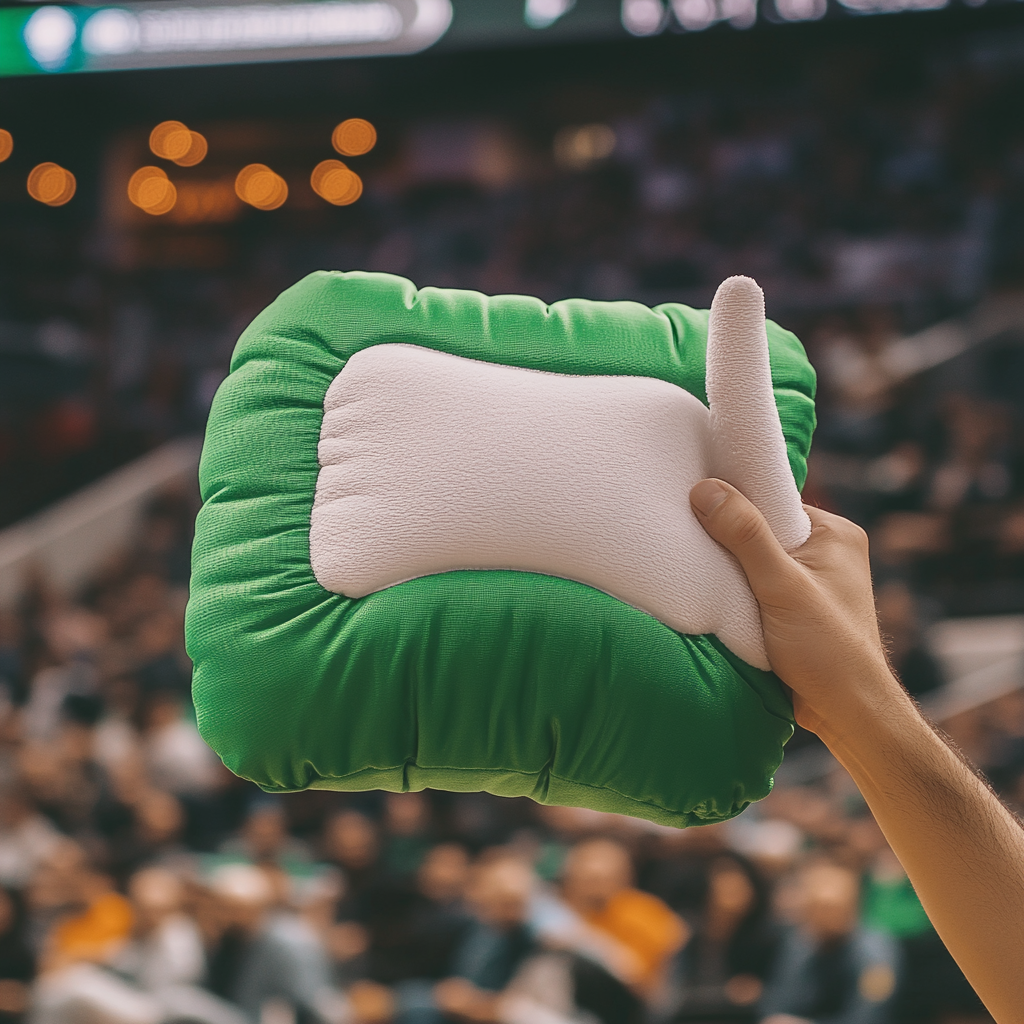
[116,574,169,631]
[136,788,184,846]
[324,811,379,872]
[18,743,71,804]
[134,609,182,661]
[0,788,32,829]
[385,792,430,836]
[58,720,94,765]
[209,864,274,935]
[243,804,289,861]
[418,843,470,904]
[707,858,756,924]
[562,839,632,915]
[144,692,182,733]
[129,867,183,933]
[43,607,107,662]
[467,858,534,930]
[797,862,860,943]
[28,839,112,918]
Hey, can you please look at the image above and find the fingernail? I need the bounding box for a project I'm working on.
[690,479,729,516]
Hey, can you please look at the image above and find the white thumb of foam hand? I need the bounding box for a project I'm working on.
[705,275,811,552]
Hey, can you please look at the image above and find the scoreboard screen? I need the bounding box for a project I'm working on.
[0,0,1004,77]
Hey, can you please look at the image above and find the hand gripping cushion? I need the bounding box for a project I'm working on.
[186,271,817,828]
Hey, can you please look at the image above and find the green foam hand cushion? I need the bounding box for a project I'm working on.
[186,270,816,828]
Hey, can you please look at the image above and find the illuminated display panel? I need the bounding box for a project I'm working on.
[0,0,453,75]
[0,0,1011,77]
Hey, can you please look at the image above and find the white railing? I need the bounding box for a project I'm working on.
[0,436,202,608]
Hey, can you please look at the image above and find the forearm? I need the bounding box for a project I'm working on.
[689,481,1024,1020]
[816,671,1024,1024]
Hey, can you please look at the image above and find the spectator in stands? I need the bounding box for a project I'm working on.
[220,797,312,869]
[142,689,223,800]
[110,866,250,1024]
[354,853,540,1024]
[114,867,205,990]
[429,854,539,1020]
[670,854,778,1022]
[205,862,336,1023]
[873,582,943,699]
[759,859,899,1024]
[0,783,60,891]
[383,793,435,878]
[0,887,34,1023]
[326,809,385,922]
[355,843,473,987]
[926,395,1012,512]
[561,839,686,999]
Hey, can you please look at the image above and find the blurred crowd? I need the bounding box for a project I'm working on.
[3,22,1024,596]
[2,18,1024,1024]
[0,493,1020,1024]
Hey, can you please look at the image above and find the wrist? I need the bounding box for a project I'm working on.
[815,687,934,797]
[801,661,916,764]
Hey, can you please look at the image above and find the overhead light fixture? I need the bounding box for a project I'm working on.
[621,0,667,36]
[837,0,946,12]
[774,0,827,18]
[524,0,576,29]
[15,0,452,74]
[23,6,78,70]
[88,2,403,55]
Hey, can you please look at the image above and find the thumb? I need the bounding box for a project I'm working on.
[689,478,797,601]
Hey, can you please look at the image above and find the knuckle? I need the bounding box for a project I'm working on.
[845,521,870,551]
[828,516,868,549]
[729,507,766,548]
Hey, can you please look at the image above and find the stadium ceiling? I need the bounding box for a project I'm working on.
[0,0,1002,76]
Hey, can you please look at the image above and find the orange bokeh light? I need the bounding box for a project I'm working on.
[235,164,288,211]
[174,132,208,167]
[150,121,207,167]
[128,166,177,215]
[27,163,76,207]
[150,121,190,160]
[0,130,12,163]
[311,159,363,206]
[332,119,376,157]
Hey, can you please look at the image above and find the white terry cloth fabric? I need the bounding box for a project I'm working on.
[310,275,811,669]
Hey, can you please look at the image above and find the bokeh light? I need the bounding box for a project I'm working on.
[311,159,363,206]
[149,121,208,166]
[150,121,192,161]
[332,118,377,157]
[235,164,288,211]
[128,165,177,215]
[0,130,12,163]
[27,163,76,207]
[553,123,617,170]
[174,131,208,167]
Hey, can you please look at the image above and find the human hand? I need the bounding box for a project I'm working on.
[689,478,902,741]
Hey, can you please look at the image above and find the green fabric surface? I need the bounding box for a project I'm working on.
[186,271,816,828]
